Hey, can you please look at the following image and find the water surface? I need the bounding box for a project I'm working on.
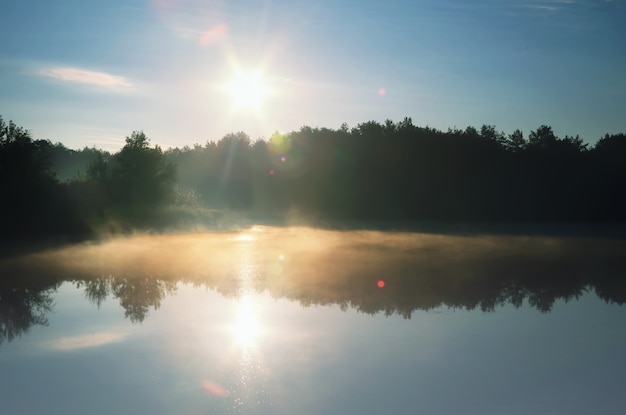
[1,226,625,414]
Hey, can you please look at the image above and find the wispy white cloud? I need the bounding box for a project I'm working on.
[527,4,559,11]
[514,0,616,12]
[513,0,625,16]
[37,66,134,90]
[513,2,561,12]
[47,331,129,351]
[65,123,128,151]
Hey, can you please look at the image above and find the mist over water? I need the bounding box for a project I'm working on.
[3,226,625,317]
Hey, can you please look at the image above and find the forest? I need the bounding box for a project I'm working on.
[1,115,625,244]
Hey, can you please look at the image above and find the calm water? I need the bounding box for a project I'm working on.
[1,226,626,414]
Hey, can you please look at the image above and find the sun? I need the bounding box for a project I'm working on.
[225,69,269,111]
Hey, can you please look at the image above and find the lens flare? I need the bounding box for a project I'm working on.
[202,380,229,397]
[199,23,228,46]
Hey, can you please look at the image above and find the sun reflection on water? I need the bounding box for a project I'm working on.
[234,233,256,242]
[227,294,274,411]
[231,296,262,349]
[227,231,275,409]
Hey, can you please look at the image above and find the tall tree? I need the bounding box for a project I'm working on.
[111,131,176,207]
[506,129,526,152]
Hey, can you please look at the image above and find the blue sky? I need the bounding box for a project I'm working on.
[1,0,624,150]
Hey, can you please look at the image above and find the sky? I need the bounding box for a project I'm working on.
[1,0,625,151]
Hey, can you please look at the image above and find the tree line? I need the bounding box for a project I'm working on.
[1,115,625,242]
[166,121,626,222]
[1,117,175,241]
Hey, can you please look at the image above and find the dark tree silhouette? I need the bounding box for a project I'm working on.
[75,276,177,323]
[0,276,58,344]
[111,131,176,207]
[159,119,626,225]
[0,117,89,241]
[3,114,626,241]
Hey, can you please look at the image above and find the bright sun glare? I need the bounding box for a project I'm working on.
[225,70,269,111]
[232,298,261,348]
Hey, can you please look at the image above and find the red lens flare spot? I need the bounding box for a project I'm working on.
[269,169,275,175]
[378,87,386,96]
[199,23,228,46]
[202,380,229,397]
[377,280,385,288]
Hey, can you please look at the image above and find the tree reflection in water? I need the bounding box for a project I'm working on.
[0,275,58,344]
[76,277,177,323]
[1,227,626,344]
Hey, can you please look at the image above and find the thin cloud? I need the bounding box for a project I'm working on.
[38,66,134,90]
[67,124,128,151]
[514,2,560,12]
[534,5,559,11]
[47,331,129,351]
[515,0,578,11]
[512,0,621,14]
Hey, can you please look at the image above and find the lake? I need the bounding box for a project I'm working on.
[1,226,626,414]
